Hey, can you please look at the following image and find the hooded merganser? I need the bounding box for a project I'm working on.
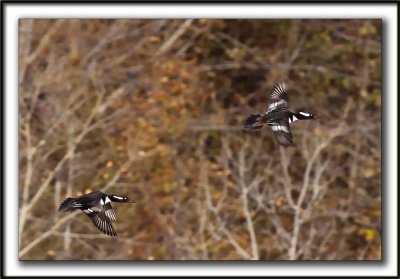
[58,191,135,237]
[244,82,318,147]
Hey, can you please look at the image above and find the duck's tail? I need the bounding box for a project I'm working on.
[244,113,263,131]
[58,197,79,212]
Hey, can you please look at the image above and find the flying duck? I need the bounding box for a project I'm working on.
[58,191,135,237]
[244,82,318,146]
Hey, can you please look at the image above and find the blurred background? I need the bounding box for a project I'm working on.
[19,19,381,260]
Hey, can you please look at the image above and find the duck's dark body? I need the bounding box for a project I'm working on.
[59,191,135,237]
[244,82,317,146]
[258,110,293,125]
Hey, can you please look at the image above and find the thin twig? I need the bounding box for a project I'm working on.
[155,19,193,56]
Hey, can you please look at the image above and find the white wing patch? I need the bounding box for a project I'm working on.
[73,202,82,208]
[83,208,93,214]
[268,99,287,112]
[105,209,117,221]
[271,125,290,133]
[112,195,125,200]
[105,197,111,204]
[92,215,117,237]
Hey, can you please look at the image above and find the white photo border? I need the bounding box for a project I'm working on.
[4,2,397,277]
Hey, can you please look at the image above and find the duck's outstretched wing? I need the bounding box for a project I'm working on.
[270,118,294,147]
[83,207,118,237]
[267,82,289,113]
[103,201,117,221]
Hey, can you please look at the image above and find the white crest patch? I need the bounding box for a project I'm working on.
[112,195,125,200]
[299,112,310,117]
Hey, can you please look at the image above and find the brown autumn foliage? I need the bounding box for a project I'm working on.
[19,19,381,260]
